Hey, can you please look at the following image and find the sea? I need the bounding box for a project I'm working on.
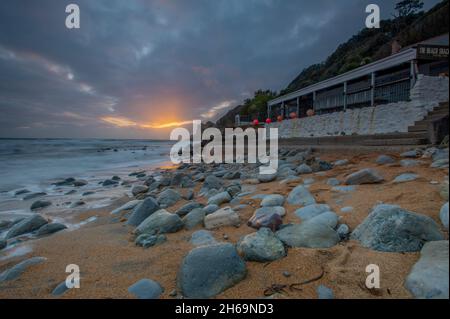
[0,138,174,252]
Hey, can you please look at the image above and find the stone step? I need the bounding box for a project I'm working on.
[408,125,427,132]
[362,137,428,146]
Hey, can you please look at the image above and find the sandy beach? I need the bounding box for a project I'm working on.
[0,147,448,299]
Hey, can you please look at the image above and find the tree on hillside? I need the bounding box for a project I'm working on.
[394,0,424,17]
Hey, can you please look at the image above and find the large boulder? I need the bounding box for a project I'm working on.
[128,279,164,299]
[376,154,395,165]
[201,175,223,192]
[207,191,231,206]
[157,189,181,208]
[405,241,449,299]
[296,164,312,175]
[276,222,340,248]
[131,185,149,197]
[6,215,48,239]
[287,185,316,206]
[182,208,206,230]
[126,197,160,226]
[237,228,286,262]
[351,204,444,252]
[260,194,285,207]
[0,257,46,282]
[345,168,384,185]
[440,202,449,230]
[247,206,285,231]
[175,202,204,217]
[257,172,277,183]
[36,223,67,236]
[190,230,218,247]
[204,207,240,230]
[30,200,52,210]
[177,243,247,298]
[294,204,330,221]
[111,200,142,215]
[135,209,184,236]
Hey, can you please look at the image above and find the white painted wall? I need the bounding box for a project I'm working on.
[268,75,449,138]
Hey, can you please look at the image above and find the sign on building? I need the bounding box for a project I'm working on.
[417,45,449,60]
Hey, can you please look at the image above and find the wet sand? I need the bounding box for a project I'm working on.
[0,149,447,299]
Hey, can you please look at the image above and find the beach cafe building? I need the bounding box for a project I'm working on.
[265,35,449,122]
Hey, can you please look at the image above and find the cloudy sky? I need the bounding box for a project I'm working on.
[0,0,440,139]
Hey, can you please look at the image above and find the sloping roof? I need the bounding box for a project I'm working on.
[268,48,417,107]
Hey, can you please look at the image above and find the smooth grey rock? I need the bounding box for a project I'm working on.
[351,204,444,252]
[128,279,164,299]
[72,179,88,187]
[376,154,396,165]
[177,243,247,298]
[400,159,421,167]
[317,285,334,299]
[327,178,340,186]
[207,191,231,206]
[204,207,240,230]
[431,158,449,168]
[287,185,316,206]
[203,204,219,215]
[183,208,206,230]
[69,200,85,208]
[131,185,149,197]
[405,241,449,299]
[294,204,330,221]
[127,197,160,226]
[308,211,339,228]
[247,207,284,231]
[202,175,224,192]
[440,202,449,230]
[6,214,48,239]
[0,257,46,282]
[175,202,203,217]
[226,184,242,198]
[111,200,142,215]
[23,192,46,200]
[257,173,277,183]
[261,194,285,207]
[190,230,217,247]
[337,224,350,239]
[102,179,119,186]
[30,200,52,210]
[296,164,312,175]
[276,222,340,248]
[332,185,356,193]
[135,209,184,236]
[223,171,241,180]
[36,223,67,236]
[157,189,181,208]
[393,173,418,183]
[0,239,6,250]
[401,150,419,158]
[135,234,167,248]
[340,206,353,213]
[52,281,70,296]
[237,228,286,262]
[183,189,194,200]
[345,168,384,185]
[334,159,349,166]
[303,178,315,185]
[15,189,30,196]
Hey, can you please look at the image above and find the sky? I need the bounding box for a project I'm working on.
[0,0,441,139]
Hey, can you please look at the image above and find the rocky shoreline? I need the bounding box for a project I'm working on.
[0,146,448,299]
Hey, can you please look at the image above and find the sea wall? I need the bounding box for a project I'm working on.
[268,75,449,138]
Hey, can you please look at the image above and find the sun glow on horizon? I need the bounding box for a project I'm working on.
[100,116,192,129]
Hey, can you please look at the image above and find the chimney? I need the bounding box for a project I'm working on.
[391,40,402,54]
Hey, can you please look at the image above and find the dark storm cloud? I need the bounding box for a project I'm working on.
[0,0,441,138]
